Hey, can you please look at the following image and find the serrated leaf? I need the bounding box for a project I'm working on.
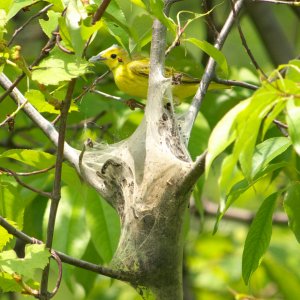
[185,38,229,77]
[284,182,300,243]
[286,98,300,156]
[31,47,89,85]
[45,0,65,12]
[0,272,22,292]
[25,89,59,114]
[39,10,60,38]
[0,219,16,251]
[242,192,277,284]
[25,89,78,113]
[85,186,120,262]
[0,244,50,278]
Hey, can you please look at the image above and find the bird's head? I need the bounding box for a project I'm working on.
[89,45,130,71]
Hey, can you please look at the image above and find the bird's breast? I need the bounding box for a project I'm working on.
[113,65,149,99]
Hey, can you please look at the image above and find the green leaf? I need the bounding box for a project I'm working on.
[0,272,22,293]
[25,89,60,114]
[149,0,176,33]
[263,255,300,300]
[44,186,90,258]
[185,38,229,77]
[0,149,81,188]
[284,182,300,243]
[286,98,300,156]
[6,0,39,21]
[31,47,89,85]
[0,182,24,229]
[251,137,291,178]
[85,186,120,263]
[105,21,129,51]
[206,99,250,177]
[0,244,50,278]
[64,0,86,56]
[0,219,16,251]
[285,59,300,82]
[0,149,55,169]
[242,192,277,284]
[0,229,12,251]
[39,10,60,38]
[45,0,65,12]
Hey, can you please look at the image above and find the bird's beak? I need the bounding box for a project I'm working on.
[89,53,107,63]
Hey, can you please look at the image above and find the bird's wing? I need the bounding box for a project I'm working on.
[128,60,200,84]
[166,68,200,84]
[128,59,150,78]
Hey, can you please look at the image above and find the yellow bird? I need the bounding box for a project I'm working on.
[89,45,228,104]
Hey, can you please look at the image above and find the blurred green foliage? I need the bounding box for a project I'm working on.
[0,0,300,299]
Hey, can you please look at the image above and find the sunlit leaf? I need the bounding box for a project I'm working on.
[149,0,176,33]
[39,11,60,38]
[242,192,277,284]
[206,99,250,177]
[0,221,13,251]
[31,47,89,85]
[185,38,229,77]
[6,0,39,21]
[0,244,50,278]
[251,137,291,178]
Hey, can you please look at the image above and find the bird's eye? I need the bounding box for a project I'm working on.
[111,54,117,59]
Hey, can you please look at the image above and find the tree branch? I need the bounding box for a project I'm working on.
[40,79,76,299]
[0,167,52,198]
[200,200,288,226]
[8,4,53,46]
[0,73,79,170]
[183,0,246,141]
[0,216,135,283]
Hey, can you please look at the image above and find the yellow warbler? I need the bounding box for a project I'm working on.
[89,45,228,103]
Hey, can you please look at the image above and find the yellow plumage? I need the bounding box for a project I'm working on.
[89,45,228,103]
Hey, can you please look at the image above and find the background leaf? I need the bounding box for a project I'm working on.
[242,193,278,284]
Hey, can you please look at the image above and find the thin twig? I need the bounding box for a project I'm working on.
[200,199,288,226]
[0,99,28,128]
[0,30,57,104]
[0,167,52,198]
[253,0,300,4]
[40,79,76,299]
[230,0,268,78]
[8,4,53,46]
[82,0,112,58]
[91,90,145,110]
[0,73,79,169]
[183,0,246,141]
[213,77,259,90]
[73,71,110,102]
[0,216,137,283]
[14,165,55,176]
